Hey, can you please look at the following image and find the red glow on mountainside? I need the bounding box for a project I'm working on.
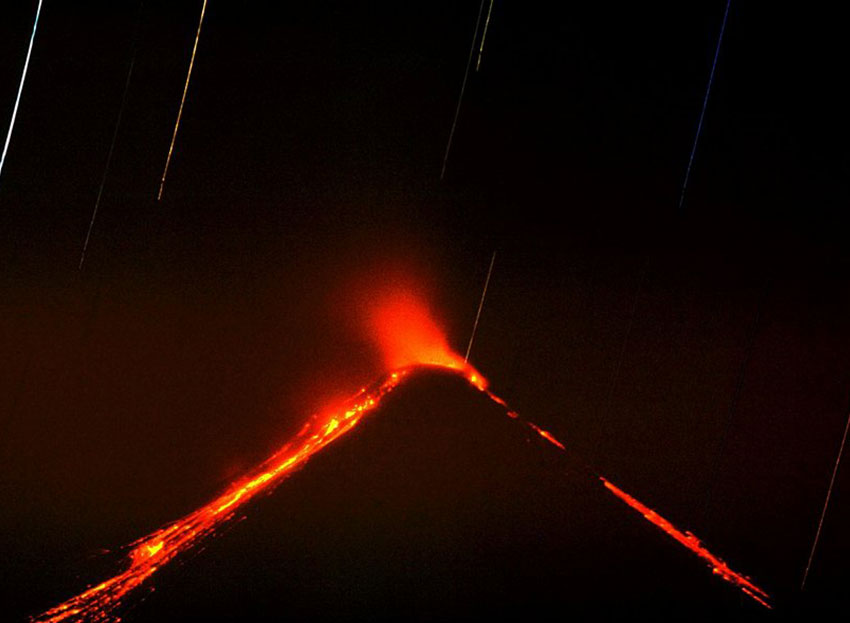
[33,369,410,623]
[32,290,769,620]
[515,421,771,609]
[33,291,487,623]
[600,478,772,609]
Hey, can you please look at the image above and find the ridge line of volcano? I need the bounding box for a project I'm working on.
[32,363,770,622]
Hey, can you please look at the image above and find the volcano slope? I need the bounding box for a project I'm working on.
[79,370,768,621]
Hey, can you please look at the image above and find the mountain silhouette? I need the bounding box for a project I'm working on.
[108,370,765,621]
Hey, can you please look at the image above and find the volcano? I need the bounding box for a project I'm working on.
[67,370,766,621]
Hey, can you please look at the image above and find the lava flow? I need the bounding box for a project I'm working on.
[32,368,412,623]
[600,478,772,608]
[33,291,769,621]
[476,386,771,608]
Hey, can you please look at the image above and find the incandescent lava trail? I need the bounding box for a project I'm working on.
[32,292,769,621]
[473,380,771,608]
[31,293,483,623]
[32,367,419,623]
[599,478,771,608]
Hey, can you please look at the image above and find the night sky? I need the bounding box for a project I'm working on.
[1,1,848,620]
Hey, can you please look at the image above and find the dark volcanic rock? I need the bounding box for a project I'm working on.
[128,370,763,621]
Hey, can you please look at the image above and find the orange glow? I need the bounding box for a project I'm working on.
[509,412,770,608]
[32,291,769,620]
[33,290,489,623]
[366,290,485,389]
[33,369,411,623]
[526,421,566,450]
[600,478,771,609]
[143,541,163,558]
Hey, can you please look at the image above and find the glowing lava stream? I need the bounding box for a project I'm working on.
[480,386,770,608]
[33,295,770,620]
[600,479,771,609]
[32,366,422,623]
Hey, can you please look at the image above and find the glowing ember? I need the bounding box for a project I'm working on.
[526,421,566,450]
[33,369,412,623]
[511,412,771,609]
[599,478,772,609]
[32,291,770,620]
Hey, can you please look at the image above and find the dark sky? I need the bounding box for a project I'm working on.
[1,1,848,620]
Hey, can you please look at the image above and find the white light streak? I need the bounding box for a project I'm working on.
[0,0,44,185]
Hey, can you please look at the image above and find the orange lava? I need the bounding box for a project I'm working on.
[32,291,769,620]
[32,369,413,623]
[33,291,488,623]
[600,478,772,609]
[526,421,566,449]
[513,419,771,609]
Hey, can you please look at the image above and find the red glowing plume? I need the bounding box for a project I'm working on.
[365,289,484,388]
